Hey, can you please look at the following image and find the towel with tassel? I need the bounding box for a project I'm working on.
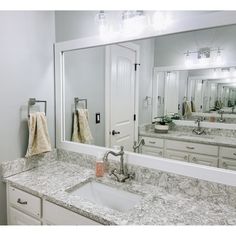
[25,112,52,157]
[71,109,93,144]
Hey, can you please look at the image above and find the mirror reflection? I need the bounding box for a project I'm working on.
[64,24,236,171]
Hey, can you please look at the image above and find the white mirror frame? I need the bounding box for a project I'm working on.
[55,11,236,186]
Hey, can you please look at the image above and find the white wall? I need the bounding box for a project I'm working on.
[0,11,55,225]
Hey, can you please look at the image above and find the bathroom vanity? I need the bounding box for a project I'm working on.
[3,150,236,225]
[139,124,236,170]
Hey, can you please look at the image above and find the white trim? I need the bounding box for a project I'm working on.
[55,12,236,187]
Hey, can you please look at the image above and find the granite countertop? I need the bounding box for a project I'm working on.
[5,160,236,225]
[139,129,236,148]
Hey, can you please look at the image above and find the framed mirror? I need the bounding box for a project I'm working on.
[55,13,236,186]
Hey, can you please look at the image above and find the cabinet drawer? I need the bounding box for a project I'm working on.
[43,200,101,225]
[141,137,164,148]
[189,153,218,167]
[165,150,189,162]
[219,158,236,171]
[141,146,163,157]
[166,140,218,156]
[219,147,236,159]
[8,207,41,225]
[8,186,41,218]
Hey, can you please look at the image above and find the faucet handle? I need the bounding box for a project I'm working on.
[120,146,124,151]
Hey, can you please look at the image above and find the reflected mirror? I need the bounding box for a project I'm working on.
[63,24,236,171]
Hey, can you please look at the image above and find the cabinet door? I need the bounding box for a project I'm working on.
[219,158,236,171]
[165,150,189,162]
[189,153,218,167]
[43,200,101,225]
[141,146,163,157]
[8,207,41,225]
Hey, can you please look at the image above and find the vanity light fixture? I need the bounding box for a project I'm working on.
[152,11,173,32]
[95,11,114,40]
[121,10,147,36]
[184,47,223,67]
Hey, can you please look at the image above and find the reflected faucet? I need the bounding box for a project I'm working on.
[192,118,206,135]
[103,146,135,182]
[218,110,225,123]
[133,139,145,153]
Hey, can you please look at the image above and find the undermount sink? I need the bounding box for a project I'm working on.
[66,180,142,212]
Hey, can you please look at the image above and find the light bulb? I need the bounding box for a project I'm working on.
[152,11,172,32]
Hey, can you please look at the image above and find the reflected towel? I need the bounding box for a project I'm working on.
[71,109,93,144]
[183,101,192,118]
[191,101,196,112]
[25,112,52,157]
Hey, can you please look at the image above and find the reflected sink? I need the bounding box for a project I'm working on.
[67,180,142,212]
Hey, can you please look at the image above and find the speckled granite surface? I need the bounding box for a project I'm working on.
[0,149,57,179]
[4,149,236,225]
[139,124,236,147]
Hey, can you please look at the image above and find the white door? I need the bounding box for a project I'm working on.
[107,45,136,151]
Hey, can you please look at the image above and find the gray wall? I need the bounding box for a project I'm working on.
[64,47,105,147]
[154,24,236,67]
[0,11,55,225]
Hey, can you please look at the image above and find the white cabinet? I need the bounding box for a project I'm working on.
[219,147,236,170]
[7,184,102,225]
[8,207,41,225]
[189,153,218,167]
[165,150,188,162]
[43,200,101,225]
[140,135,220,167]
[141,136,164,157]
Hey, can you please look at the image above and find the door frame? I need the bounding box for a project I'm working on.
[105,43,140,148]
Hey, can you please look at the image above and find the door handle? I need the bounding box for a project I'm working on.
[112,130,120,135]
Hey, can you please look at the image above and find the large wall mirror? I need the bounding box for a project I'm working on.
[61,24,236,172]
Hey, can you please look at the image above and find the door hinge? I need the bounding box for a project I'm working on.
[134,63,140,71]
[134,114,136,121]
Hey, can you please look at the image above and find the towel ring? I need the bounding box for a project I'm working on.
[28,98,47,118]
[74,97,87,110]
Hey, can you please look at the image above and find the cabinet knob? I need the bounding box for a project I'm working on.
[17,198,27,205]
[111,130,120,135]
[186,146,195,150]
[222,162,227,168]
[149,141,156,144]
[192,157,197,162]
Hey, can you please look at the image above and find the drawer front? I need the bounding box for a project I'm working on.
[165,150,189,162]
[219,158,236,171]
[166,140,218,156]
[9,207,41,225]
[189,154,218,167]
[219,147,236,159]
[141,146,163,157]
[43,200,101,225]
[8,185,41,218]
[141,136,164,148]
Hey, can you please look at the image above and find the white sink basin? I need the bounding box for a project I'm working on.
[67,180,142,212]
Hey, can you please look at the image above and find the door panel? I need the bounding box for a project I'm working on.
[109,45,136,151]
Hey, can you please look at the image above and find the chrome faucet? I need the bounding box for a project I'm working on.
[133,139,145,153]
[218,110,225,123]
[103,146,135,182]
[192,118,206,135]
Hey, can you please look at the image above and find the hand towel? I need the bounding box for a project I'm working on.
[183,101,192,118]
[71,109,93,144]
[25,112,52,157]
[191,100,196,112]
